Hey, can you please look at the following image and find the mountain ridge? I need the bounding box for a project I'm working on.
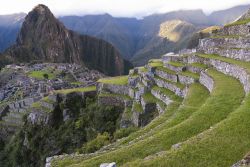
[0,4,249,65]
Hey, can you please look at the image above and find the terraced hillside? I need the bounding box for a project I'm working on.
[48,9,250,167]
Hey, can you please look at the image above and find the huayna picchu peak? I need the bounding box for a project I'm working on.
[1,4,131,76]
[2,2,250,167]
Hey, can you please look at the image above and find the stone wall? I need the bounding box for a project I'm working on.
[178,75,196,85]
[151,89,173,105]
[190,55,250,93]
[199,41,250,62]
[155,70,178,82]
[98,95,125,107]
[28,109,52,125]
[210,59,250,93]
[199,71,214,92]
[154,77,187,97]
[218,25,250,36]
[199,38,250,49]
[162,55,188,63]
[186,66,204,73]
[97,83,129,95]
[164,64,184,72]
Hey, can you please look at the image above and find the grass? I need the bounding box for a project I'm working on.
[52,69,244,167]
[51,81,212,167]
[97,76,128,85]
[142,92,158,103]
[148,62,163,68]
[120,69,245,167]
[156,66,176,75]
[179,71,200,80]
[28,70,56,80]
[225,18,250,27]
[197,53,250,73]
[54,86,96,94]
[152,86,182,102]
[167,61,185,67]
[189,62,207,69]
[133,102,143,113]
[138,66,148,73]
[154,75,185,89]
[126,83,250,167]
[149,59,162,63]
[70,81,83,85]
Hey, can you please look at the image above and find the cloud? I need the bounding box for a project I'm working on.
[0,0,250,17]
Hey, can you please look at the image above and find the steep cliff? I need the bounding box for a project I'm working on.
[2,5,131,76]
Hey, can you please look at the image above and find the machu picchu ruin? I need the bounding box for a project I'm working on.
[2,2,250,167]
[41,8,250,167]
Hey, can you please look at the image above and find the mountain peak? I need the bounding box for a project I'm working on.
[32,4,51,15]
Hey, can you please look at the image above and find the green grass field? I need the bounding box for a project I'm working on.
[28,70,56,79]
[97,76,128,85]
[54,86,96,94]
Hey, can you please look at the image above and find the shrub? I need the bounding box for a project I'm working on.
[114,127,139,140]
[82,132,110,153]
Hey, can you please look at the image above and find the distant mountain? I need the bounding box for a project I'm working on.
[0,13,25,52]
[0,4,249,66]
[1,5,131,76]
[208,4,250,25]
[59,14,138,60]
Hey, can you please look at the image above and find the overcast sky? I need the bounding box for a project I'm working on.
[0,0,250,17]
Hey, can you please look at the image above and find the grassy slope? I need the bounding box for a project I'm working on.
[28,70,56,79]
[51,82,210,167]
[128,93,250,166]
[53,69,244,167]
[122,69,245,166]
[97,76,128,85]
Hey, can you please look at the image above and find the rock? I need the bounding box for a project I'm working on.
[100,162,116,167]
[172,143,181,149]
[62,109,71,121]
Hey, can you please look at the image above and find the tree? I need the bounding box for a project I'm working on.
[43,73,49,80]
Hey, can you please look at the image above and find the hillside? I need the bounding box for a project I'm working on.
[1,5,131,76]
[43,8,250,167]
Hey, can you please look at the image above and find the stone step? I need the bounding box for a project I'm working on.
[6,112,25,119]
[164,61,186,72]
[155,67,178,82]
[199,37,250,51]
[193,53,250,93]
[199,46,250,62]
[151,88,173,106]
[178,71,200,85]
[154,75,187,98]
[2,116,24,125]
[9,108,28,113]
[186,63,207,73]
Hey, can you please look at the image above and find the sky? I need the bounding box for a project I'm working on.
[0,0,250,18]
